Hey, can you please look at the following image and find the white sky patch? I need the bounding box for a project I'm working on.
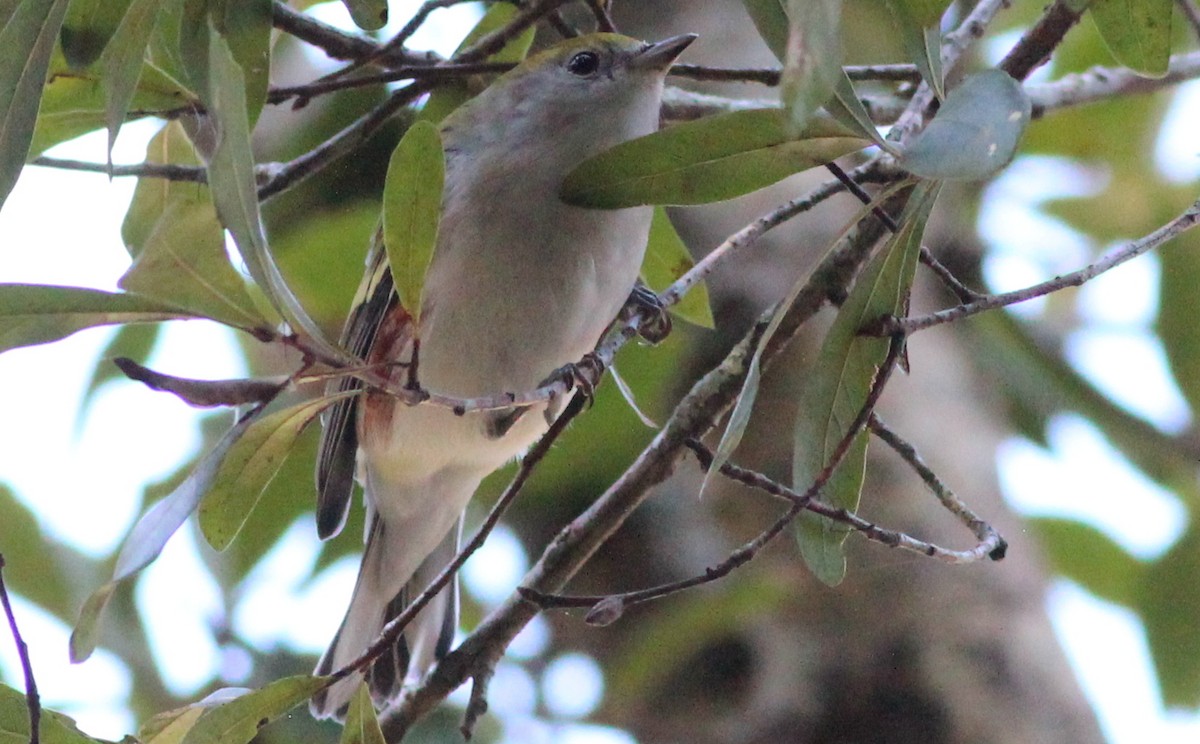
[998,414,1185,560]
[1049,581,1200,744]
[305,1,484,58]
[1155,80,1200,184]
[1065,330,1191,433]
[463,523,529,607]
[542,652,604,719]
[1076,249,1159,327]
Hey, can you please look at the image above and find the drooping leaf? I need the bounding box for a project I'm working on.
[826,69,891,151]
[1030,517,1144,607]
[209,0,272,120]
[69,410,255,662]
[0,0,73,209]
[118,198,270,331]
[100,0,168,158]
[178,676,331,744]
[418,3,537,124]
[884,0,950,99]
[781,0,842,135]
[1158,230,1200,417]
[340,0,387,31]
[340,682,387,744]
[0,683,106,743]
[199,393,352,551]
[562,109,867,208]
[640,207,714,329]
[899,69,1031,181]
[1089,0,1171,78]
[59,0,134,69]
[741,0,788,60]
[382,120,444,320]
[0,284,195,355]
[792,181,940,585]
[122,120,201,258]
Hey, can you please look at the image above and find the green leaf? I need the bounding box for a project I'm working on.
[199,393,352,551]
[340,682,387,744]
[1138,523,1200,706]
[741,0,788,60]
[59,0,134,69]
[0,284,195,355]
[382,120,444,319]
[885,0,948,99]
[0,683,106,743]
[781,0,842,135]
[118,198,270,331]
[418,3,537,124]
[562,109,867,208]
[82,322,160,406]
[1029,517,1143,606]
[1089,0,1171,78]
[179,676,330,744]
[70,410,255,661]
[641,207,714,329]
[1158,230,1200,417]
[340,0,387,31]
[792,182,940,585]
[140,705,206,744]
[0,0,72,209]
[899,69,1031,181]
[99,0,167,158]
[209,0,272,120]
[826,70,891,152]
[122,120,200,257]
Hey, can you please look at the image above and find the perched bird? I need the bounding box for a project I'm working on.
[310,32,696,718]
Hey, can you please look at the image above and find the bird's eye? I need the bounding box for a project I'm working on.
[566,51,600,76]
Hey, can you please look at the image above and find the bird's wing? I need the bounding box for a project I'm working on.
[315,233,397,539]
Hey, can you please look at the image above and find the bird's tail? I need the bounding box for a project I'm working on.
[310,516,461,720]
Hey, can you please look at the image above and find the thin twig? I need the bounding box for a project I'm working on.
[267,62,512,106]
[31,156,207,182]
[317,0,471,84]
[0,554,41,744]
[583,0,616,32]
[670,62,920,86]
[999,0,1086,82]
[1027,50,1200,116]
[1179,0,1200,41]
[879,196,1200,335]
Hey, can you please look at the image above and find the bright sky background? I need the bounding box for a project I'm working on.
[2,3,1200,743]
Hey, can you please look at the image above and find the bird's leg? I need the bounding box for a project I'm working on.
[621,280,672,344]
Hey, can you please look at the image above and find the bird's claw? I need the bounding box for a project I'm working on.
[623,282,672,344]
[542,352,605,404]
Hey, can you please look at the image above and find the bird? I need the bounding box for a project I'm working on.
[309,31,697,719]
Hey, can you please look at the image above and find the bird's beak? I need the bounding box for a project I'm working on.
[630,33,697,71]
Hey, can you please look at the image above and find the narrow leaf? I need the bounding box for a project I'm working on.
[885,0,950,99]
[1090,0,1171,78]
[382,120,444,320]
[1157,231,1200,416]
[341,0,387,31]
[741,0,788,60]
[899,69,1031,181]
[562,109,867,207]
[0,284,194,355]
[122,121,202,258]
[0,684,103,743]
[0,0,72,209]
[100,0,165,159]
[341,682,387,744]
[641,206,714,329]
[826,69,891,152]
[199,393,352,551]
[781,0,842,135]
[180,676,330,744]
[70,410,257,661]
[59,0,134,69]
[118,198,271,331]
[792,182,940,585]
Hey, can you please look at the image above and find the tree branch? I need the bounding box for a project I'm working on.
[0,554,40,744]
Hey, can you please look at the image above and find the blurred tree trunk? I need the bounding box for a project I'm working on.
[504,3,1106,742]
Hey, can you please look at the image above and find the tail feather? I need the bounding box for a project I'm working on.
[310,517,462,720]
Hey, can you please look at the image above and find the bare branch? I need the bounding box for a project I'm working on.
[999,0,1086,82]
[0,554,41,744]
[30,156,207,182]
[266,62,511,106]
[1027,50,1200,114]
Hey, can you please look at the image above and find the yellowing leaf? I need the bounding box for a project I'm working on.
[641,207,714,329]
[1090,0,1171,78]
[340,682,387,744]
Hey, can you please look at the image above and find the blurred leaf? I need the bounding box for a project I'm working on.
[827,70,890,152]
[1139,523,1200,706]
[99,0,167,157]
[119,199,271,331]
[209,0,271,120]
[382,120,443,320]
[562,109,867,207]
[899,69,1031,181]
[0,0,72,209]
[179,676,330,744]
[1030,517,1143,606]
[741,0,788,60]
[641,207,714,329]
[1157,230,1200,418]
[1089,0,1171,78]
[59,0,134,69]
[70,410,252,662]
[140,705,206,744]
[341,682,386,744]
[340,0,386,31]
[122,120,200,258]
[199,393,351,551]
[0,684,107,743]
[793,182,939,585]
[0,284,194,355]
[418,3,536,124]
[82,323,160,407]
[884,0,948,99]
[780,0,842,135]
